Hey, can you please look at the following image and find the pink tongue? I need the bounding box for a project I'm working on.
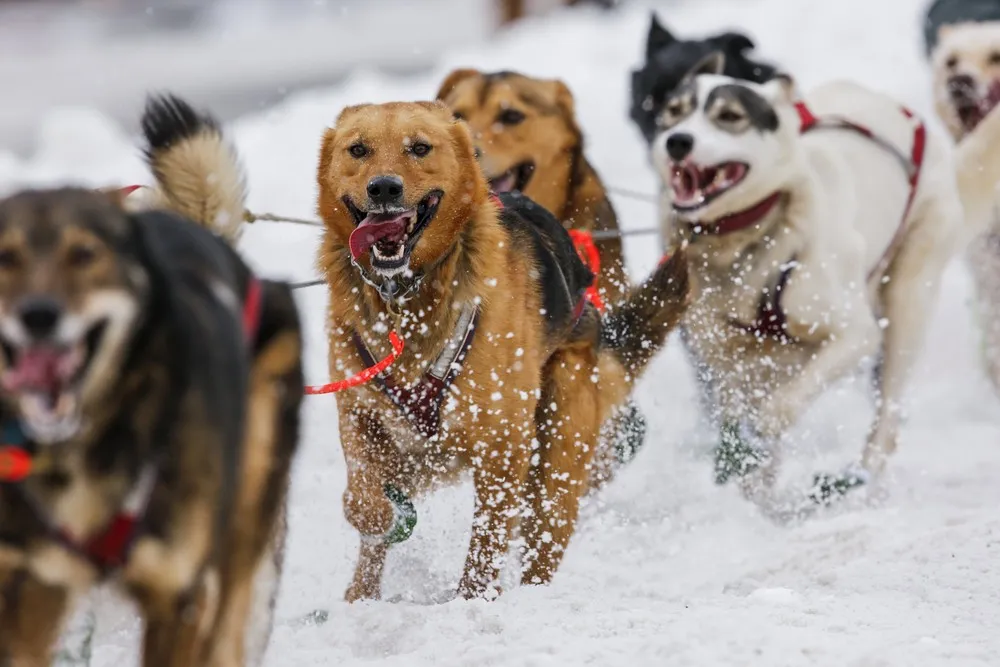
[348,213,409,260]
[2,347,62,392]
[671,164,700,201]
[490,172,517,193]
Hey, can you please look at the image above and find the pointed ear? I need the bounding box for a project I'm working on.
[548,79,576,121]
[716,31,755,55]
[646,12,675,58]
[681,51,726,86]
[762,73,797,104]
[436,68,481,101]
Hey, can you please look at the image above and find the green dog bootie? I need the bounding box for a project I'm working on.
[383,484,417,544]
[713,422,770,485]
[612,400,648,465]
[808,465,870,505]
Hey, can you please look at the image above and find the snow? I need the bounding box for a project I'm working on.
[5,0,1000,665]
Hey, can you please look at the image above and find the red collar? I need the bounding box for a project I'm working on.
[686,191,783,236]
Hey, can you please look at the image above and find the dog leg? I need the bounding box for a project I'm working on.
[340,408,403,602]
[458,406,535,599]
[138,574,218,667]
[0,570,73,667]
[521,346,601,587]
[861,222,954,476]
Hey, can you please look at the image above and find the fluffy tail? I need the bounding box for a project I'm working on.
[137,93,247,242]
[601,248,690,380]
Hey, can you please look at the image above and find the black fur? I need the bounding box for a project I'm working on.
[630,13,778,144]
[496,191,594,336]
[141,93,220,160]
[706,84,780,132]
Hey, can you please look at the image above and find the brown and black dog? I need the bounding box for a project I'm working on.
[0,95,303,666]
[438,68,649,487]
[316,100,688,601]
[437,69,629,306]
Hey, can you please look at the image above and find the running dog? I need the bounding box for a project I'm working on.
[0,95,303,666]
[316,100,689,601]
[630,13,777,145]
[437,69,648,484]
[652,53,963,505]
[925,5,1000,393]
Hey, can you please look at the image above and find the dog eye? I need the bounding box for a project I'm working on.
[717,109,745,123]
[452,111,465,121]
[497,108,525,126]
[666,102,683,117]
[0,248,19,270]
[348,143,369,159]
[67,245,96,268]
[990,52,1000,65]
[409,142,432,157]
[946,55,958,69]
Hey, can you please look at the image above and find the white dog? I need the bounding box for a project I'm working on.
[928,20,1000,392]
[652,53,964,506]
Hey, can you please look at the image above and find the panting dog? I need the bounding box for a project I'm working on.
[0,95,303,666]
[436,68,647,485]
[652,53,963,506]
[925,2,1000,394]
[630,13,777,146]
[315,100,689,601]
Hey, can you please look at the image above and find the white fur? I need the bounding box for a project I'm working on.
[654,75,965,484]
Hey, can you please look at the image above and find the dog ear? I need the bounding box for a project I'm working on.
[762,73,797,104]
[681,51,726,85]
[548,79,577,122]
[317,127,337,186]
[646,12,675,58]
[436,68,481,101]
[715,31,755,55]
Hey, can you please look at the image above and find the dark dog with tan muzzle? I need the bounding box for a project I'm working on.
[0,95,303,667]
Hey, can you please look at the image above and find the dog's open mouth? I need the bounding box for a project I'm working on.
[345,191,442,276]
[670,161,749,212]
[951,78,1000,134]
[0,320,106,444]
[488,161,535,194]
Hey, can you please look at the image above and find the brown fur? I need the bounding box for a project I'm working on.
[316,101,688,600]
[437,69,629,306]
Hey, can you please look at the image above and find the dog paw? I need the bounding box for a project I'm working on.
[456,578,502,601]
[713,421,771,485]
[611,400,648,465]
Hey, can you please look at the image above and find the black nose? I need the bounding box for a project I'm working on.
[666,133,694,161]
[948,74,977,100]
[366,175,404,207]
[19,298,62,340]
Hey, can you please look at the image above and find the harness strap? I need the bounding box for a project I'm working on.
[352,304,480,439]
[735,102,927,341]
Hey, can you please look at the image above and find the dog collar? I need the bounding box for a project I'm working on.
[685,191,784,237]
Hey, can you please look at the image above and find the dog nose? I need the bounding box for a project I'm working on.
[18,298,62,340]
[366,176,404,207]
[948,74,977,99]
[665,133,695,161]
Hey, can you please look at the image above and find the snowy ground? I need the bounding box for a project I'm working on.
[4,0,1000,665]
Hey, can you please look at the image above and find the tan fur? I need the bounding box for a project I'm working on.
[317,101,687,600]
[437,69,629,305]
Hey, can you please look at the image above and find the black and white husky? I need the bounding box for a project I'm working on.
[651,53,964,507]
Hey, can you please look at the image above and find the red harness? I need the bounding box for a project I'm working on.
[0,277,264,574]
[733,101,927,341]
